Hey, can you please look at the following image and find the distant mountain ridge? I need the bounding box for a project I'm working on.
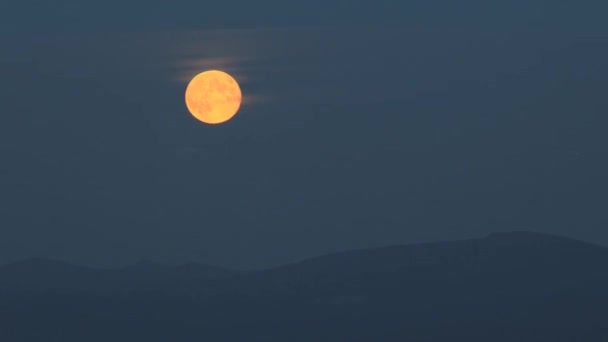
[1,231,606,295]
[0,257,239,296]
[1,231,608,341]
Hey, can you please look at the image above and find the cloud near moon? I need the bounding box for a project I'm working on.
[9,28,555,113]
[166,27,437,108]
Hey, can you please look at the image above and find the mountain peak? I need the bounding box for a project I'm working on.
[487,230,567,239]
[484,230,601,250]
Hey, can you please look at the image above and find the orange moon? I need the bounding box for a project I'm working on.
[185,70,242,124]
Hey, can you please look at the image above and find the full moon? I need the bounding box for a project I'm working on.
[185,70,242,124]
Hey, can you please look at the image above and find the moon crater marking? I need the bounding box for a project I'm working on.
[185,70,242,124]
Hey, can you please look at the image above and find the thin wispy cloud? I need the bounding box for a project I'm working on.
[1,28,570,111]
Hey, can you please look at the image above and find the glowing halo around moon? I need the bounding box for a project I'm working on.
[185,70,242,124]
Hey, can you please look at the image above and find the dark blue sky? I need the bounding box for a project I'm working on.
[1,0,607,269]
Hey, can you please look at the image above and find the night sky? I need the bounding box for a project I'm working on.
[1,0,607,269]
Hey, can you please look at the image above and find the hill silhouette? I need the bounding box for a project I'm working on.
[0,257,238,296]
[1,231,608,341]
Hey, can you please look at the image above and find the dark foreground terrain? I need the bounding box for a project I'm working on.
[1,231,608,341]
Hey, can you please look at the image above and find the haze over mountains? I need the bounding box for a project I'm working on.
[2,231,608,341]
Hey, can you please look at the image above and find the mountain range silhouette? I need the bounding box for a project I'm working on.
[1,231,607,341]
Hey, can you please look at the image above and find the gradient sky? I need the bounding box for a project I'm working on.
[1,0,607,269]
